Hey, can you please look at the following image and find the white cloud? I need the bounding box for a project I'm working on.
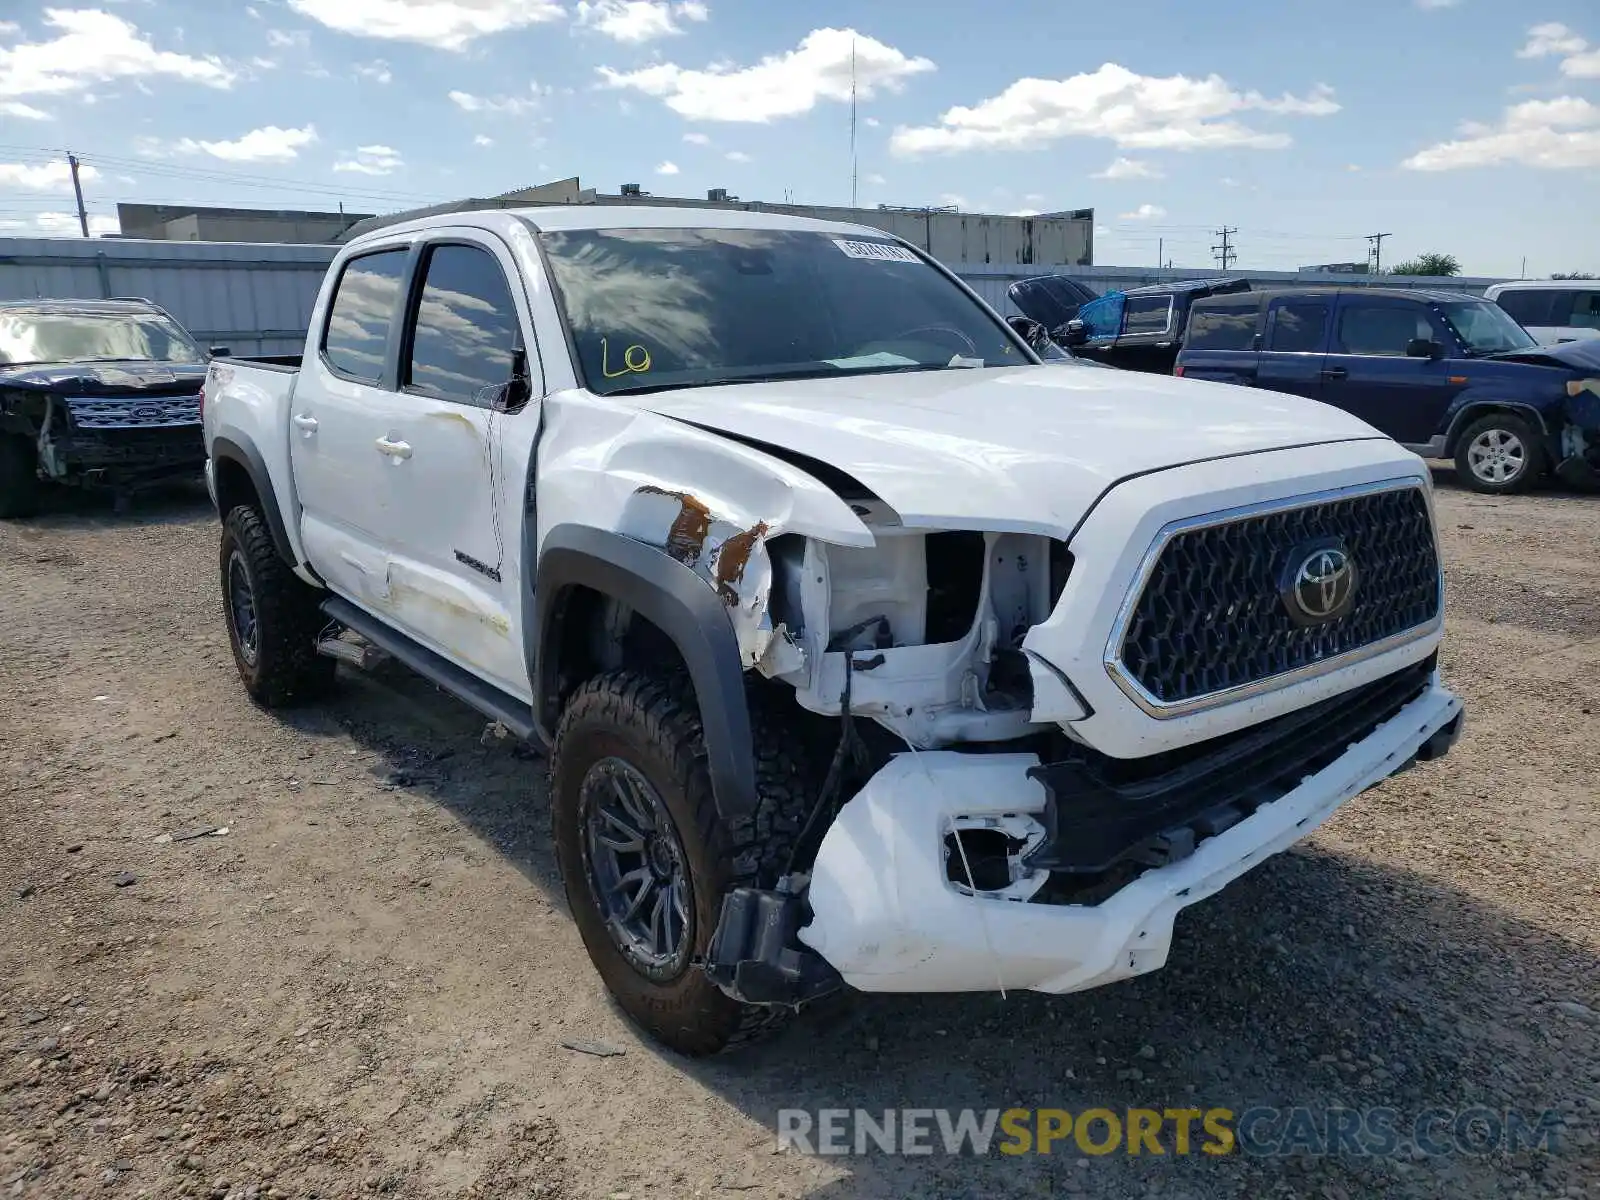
[1518,22,1600,77]
[1023,191,1044,202]
[655,159,679,175]
[865,172,885,185]
[449,85,543,115]
[0,100,52,119]
[267,28,310,48]
[0,9,233,101]
[863,116,879,127]
[0,22,19,37]
[891,63,1337,156]
[682,131,710,144]
[286,0,562,50]
[725,149,750,162]
[1119,203,1167,220]
[35,211,119,236]
[599,27,934,123]
[335,144,404,175]
[1415,0,1459,9]
[174,125,318,163]
[1093,156,1163,180]
[575,1,708,44]
[0,159,99,190]
[1220,176,1240,186]
[473,133,493,146]
[1403,96,1600,169]
[354,60,392,83]
[1010,208,1040,217]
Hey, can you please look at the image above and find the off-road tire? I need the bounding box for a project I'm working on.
[551,671,819,1056]
[219,505,336,707]
[1454,412,1545,495]
[0,434,41,519]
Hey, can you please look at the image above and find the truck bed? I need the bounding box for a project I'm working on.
[225,354,301,372]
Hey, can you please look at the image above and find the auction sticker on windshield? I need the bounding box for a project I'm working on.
[833,239,921,263]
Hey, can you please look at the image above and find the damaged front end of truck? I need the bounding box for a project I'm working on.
[542,399,1464,1015]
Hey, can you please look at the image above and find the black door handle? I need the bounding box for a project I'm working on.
[1321,367,1349,380]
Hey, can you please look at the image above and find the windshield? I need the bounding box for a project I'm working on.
[1440,301,1537,355]
[538,227,1028,395]
[0,311,202,367]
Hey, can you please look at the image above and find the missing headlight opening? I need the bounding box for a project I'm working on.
[768,524,1070,748]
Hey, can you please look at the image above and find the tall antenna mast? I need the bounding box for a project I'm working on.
[849,39,858,208]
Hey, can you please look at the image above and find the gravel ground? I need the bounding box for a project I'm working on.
[1,473,1597,1200]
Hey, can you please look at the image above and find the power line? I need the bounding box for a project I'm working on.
[1212,226,1238,270]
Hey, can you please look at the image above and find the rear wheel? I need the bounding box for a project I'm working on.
[220,506,335,707]
[1454,413,1544,494]
[551,672,817,1056]
[0,434,41,519]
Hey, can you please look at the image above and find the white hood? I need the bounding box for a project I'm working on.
[633,365,1386,537]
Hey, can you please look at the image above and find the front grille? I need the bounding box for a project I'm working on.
[63,393,201,430]
[1116,485,1441,706]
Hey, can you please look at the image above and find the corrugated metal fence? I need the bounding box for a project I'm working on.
[0,236,1510,354]
[0,237,335,356]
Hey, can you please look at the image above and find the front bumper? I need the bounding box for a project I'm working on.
[799,677,1463,995]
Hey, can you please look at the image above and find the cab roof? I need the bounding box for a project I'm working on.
[346,204,903,247]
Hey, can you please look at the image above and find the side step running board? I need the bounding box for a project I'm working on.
[319,596,541,743]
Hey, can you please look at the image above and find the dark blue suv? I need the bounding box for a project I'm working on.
[1175,287,1600,494]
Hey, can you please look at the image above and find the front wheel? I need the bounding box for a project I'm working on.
[220,506,335,707]
[1454,413,1545,495]
[0,434,41,519]
[551,672,816,1056]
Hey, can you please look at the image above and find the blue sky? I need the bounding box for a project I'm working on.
[0,0,1596,277]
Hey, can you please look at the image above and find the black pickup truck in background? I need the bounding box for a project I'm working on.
[0,298,212,517]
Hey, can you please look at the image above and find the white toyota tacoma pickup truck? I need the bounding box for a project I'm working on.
[203,206,1465,1055]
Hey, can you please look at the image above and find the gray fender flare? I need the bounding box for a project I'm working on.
[532,524,757,820]
[210,434,295,566]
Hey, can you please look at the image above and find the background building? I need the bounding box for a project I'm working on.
[338,177,1097,267]
[115,203,373,244]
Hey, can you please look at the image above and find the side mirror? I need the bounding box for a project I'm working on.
[1406,337,1443,359]
[209,345,232,358]
[1058,319,1090,348]
[496,347,532,412]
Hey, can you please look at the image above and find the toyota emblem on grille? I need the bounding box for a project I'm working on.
[1279,540,1358,626]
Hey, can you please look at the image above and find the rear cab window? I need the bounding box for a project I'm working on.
[1124,296,1174,337]
[1492,288,1556,328]
[1186,303,1260,351]
[322,247,410,383]
[1268,301,1330,353]
[1563,290,1600,331]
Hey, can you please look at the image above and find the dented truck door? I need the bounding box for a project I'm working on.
[375,233,544,698]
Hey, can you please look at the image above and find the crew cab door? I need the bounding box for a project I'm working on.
[378,233,541,696]
[1318,296,1464,445]
[1256,296,1331,401]
[290,243,416,603]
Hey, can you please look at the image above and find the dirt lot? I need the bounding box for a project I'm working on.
[2,475,1597,1200]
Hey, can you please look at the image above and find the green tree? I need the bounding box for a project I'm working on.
[1389,252,1461,277]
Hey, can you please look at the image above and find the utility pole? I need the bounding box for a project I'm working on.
[1365,232,1391,275]
[1157,237,1163,274]
[68,152,89,238]
[1211,226,1238,270]
[848,39,858,208]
